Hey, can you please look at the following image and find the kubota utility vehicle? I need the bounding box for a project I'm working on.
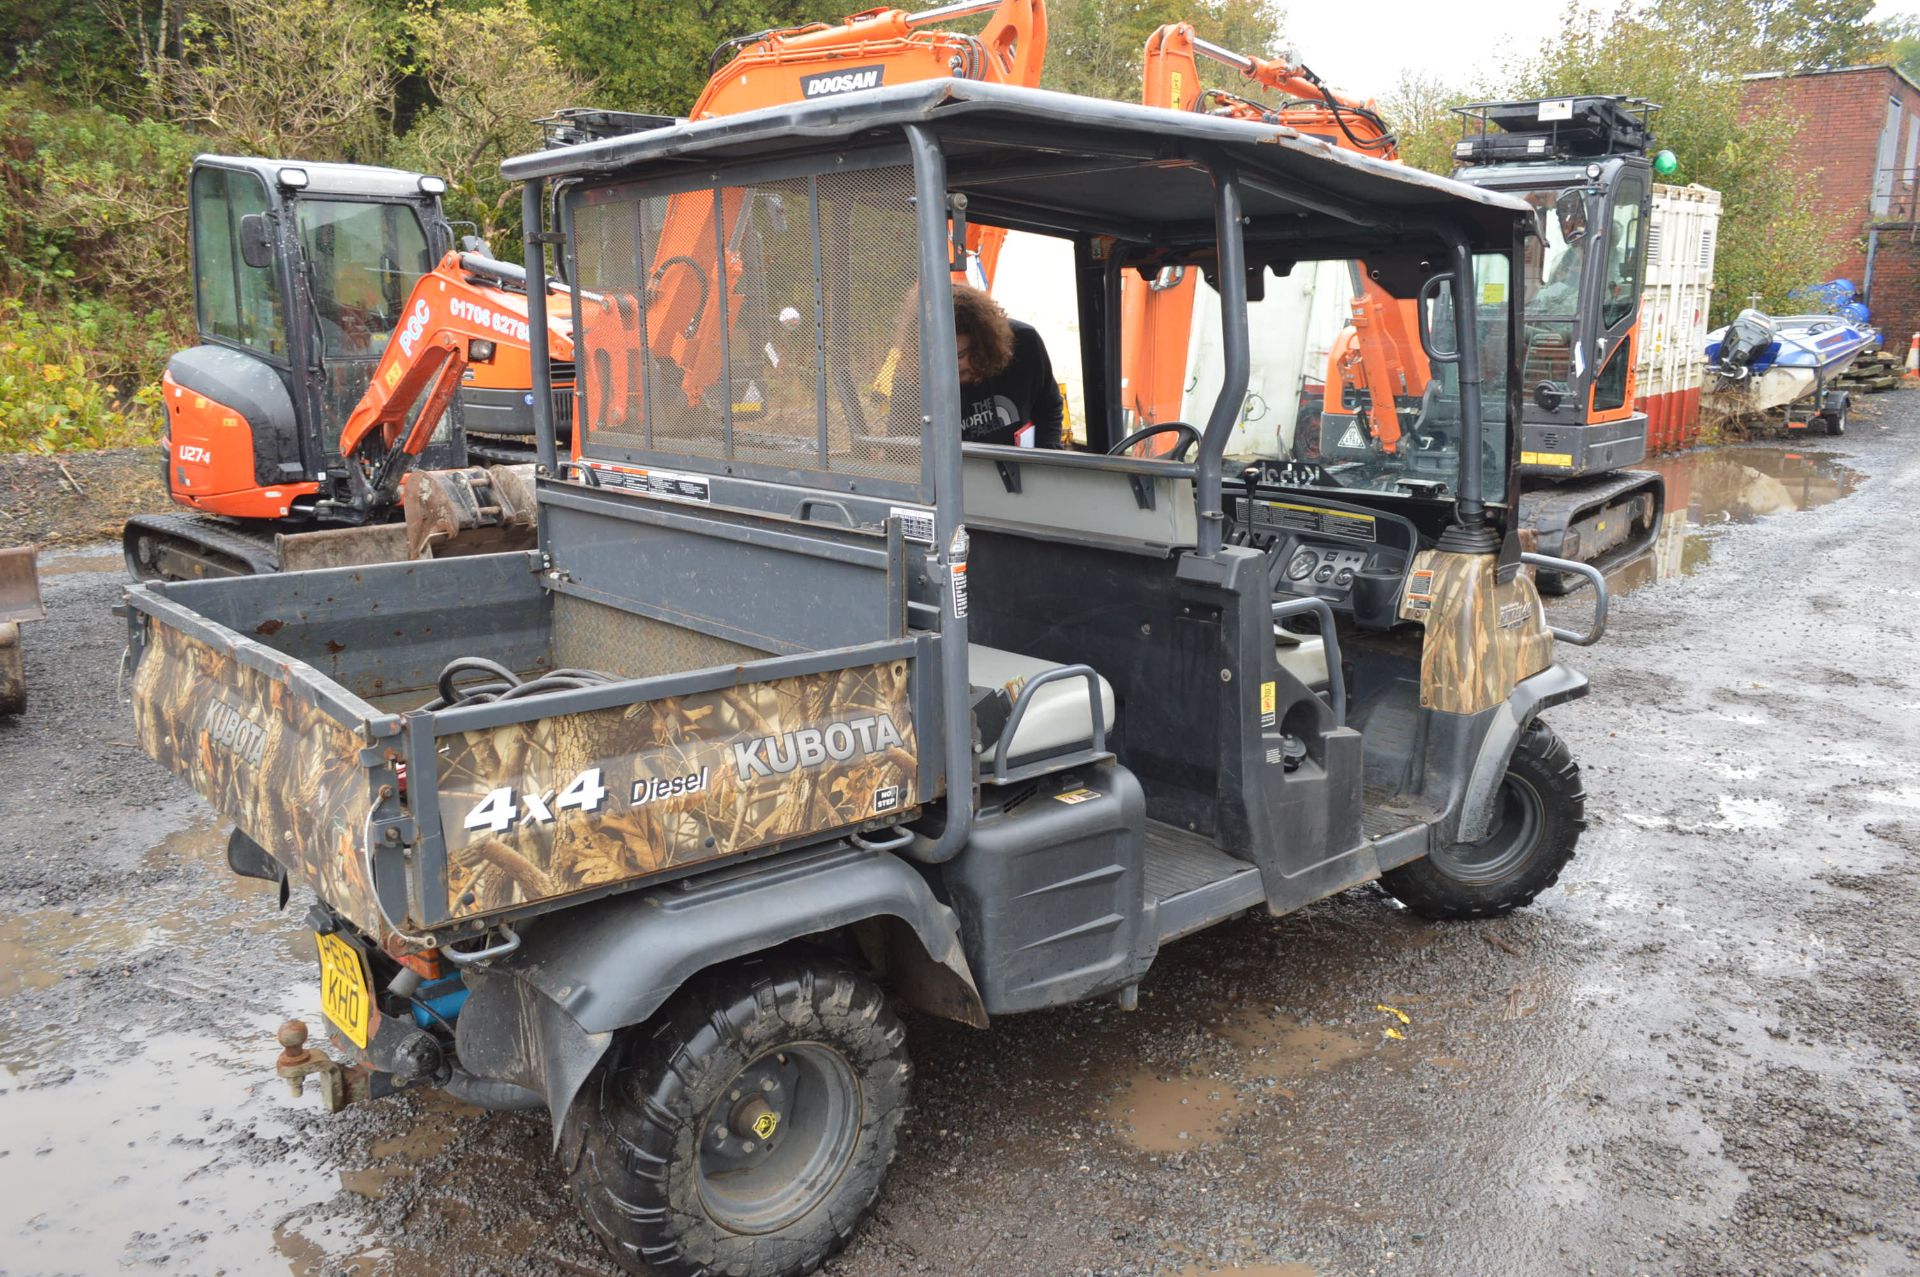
[126,80,1607,1277]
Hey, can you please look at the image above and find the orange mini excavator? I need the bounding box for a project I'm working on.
[126,0,1047,579]
[1120,25,1666,588]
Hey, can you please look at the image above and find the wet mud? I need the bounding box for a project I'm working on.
[2,401,1918,1276]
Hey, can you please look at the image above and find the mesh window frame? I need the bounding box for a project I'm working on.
[563,146,933,503]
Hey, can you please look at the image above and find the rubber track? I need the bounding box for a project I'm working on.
[123,512,282,576]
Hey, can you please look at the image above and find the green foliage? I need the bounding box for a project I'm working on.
[0,87,201,310]
[1041,0,1285,103]
[160,0,398,161]
[393,0,594,248]
[531,0,811,115]
[0,299,166,452]
[1878,15,1920,83]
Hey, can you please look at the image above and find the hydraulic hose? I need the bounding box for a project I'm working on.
[425,656,614,711]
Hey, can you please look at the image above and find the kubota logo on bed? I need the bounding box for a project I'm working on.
[202,698,267,768]
[731,714,906,781]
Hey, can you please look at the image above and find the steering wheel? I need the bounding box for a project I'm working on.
[1107,421,1201,460]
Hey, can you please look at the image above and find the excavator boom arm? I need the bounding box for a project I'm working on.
[336,251,577,495]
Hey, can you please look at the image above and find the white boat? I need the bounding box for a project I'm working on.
[1704,309,1877,421]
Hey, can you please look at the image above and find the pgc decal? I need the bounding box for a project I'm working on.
[396,298,432,358]
[801,64,884,99]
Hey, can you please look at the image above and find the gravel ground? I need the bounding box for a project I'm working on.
[0,401,1915,1277]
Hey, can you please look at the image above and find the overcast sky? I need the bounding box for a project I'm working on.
[1285,0,1920,99]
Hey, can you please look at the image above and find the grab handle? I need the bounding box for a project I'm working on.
[1271,596,1345,727]
[1521,552,1609,646]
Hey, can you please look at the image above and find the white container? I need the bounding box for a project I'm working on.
[1635,183,1722,451]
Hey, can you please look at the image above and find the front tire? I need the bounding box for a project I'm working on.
[1381,720,1585,920]
[565,955,911,1277]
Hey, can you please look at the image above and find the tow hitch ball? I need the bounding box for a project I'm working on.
[275,1020,371,1113]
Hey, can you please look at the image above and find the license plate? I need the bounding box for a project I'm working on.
[314,930,373,1049]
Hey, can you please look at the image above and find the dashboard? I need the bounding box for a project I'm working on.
[1230,490,1420,627]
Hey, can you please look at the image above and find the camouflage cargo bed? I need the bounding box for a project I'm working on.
[124,549,924,945]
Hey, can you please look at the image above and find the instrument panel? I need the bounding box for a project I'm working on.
[1231,491,1420,625]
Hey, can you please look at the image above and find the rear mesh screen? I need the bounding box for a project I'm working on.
[567,164,925,495]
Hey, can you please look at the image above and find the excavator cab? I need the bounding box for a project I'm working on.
[1452,98,1666,583]
[129,157,469,578]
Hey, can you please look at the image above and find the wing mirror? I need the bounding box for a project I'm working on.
[238,213,275,269]
[1554,188,1589,245]
[1534,381,1566,412]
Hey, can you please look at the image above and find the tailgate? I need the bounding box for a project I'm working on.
[126,589,400,939]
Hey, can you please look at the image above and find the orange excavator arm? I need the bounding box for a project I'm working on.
[632,0,1048,416]
[336,251,576,504]
[1127,24,1423,450]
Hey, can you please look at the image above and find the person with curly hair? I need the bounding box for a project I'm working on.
[951,283,1063,448]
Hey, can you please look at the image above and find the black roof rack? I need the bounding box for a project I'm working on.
[1450,97,1659,165]
[535,108,681,151]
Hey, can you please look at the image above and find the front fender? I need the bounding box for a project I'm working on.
[1455,663,1589,844]
[453,842,983,1138]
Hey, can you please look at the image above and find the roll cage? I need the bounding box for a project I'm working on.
[503,79,1536,852]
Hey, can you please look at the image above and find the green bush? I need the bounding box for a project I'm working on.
[0,299,166,453]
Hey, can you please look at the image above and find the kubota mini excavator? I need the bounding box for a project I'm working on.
[123,156,588,578]
[1122,27,1666,589]
[127,0,1047,579]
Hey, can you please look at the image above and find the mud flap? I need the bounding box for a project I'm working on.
[1456,663,1589,844]
[451,842,984,1144]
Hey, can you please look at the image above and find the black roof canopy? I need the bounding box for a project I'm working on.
[503,80,1532,252]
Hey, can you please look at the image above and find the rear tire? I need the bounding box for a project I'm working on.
[1381,720,1585,920]
[564,954,910,1277]
[1824,406,1847,436]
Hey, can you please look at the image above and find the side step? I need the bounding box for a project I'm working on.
[1145,821,1264,943]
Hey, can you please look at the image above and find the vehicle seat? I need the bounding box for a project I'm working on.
[1274,625,1329,689]
[968,644,1115,762]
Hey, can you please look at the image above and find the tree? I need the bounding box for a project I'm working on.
[1040,0,1284,103]
[394,0,593,245]
[1378,69,1483,175]
[1501,0,1870,320]
[1878,15,1920,82]
[157,0,396,161]
[531,0,813,115]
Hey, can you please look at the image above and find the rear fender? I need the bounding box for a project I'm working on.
[452,842,984,1142]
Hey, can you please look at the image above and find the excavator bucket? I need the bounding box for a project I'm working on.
[0,546,44,625]
[0,545,46,716]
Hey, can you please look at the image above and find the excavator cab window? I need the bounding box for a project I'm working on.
[295,200,434,358]
[1599,177,1645,329]
[190,167,286,358]
[1519,188,1586,405]
[294,198,436,436]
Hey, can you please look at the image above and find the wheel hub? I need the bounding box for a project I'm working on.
[696,1043,861,1235]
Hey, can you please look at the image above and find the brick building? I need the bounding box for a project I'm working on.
[1742,64,1920,346]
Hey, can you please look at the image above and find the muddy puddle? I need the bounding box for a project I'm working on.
[31,545,123,577]
[1603,444,1863,595]
[0,819,468,1277]
[1107,1007,1376,1153]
